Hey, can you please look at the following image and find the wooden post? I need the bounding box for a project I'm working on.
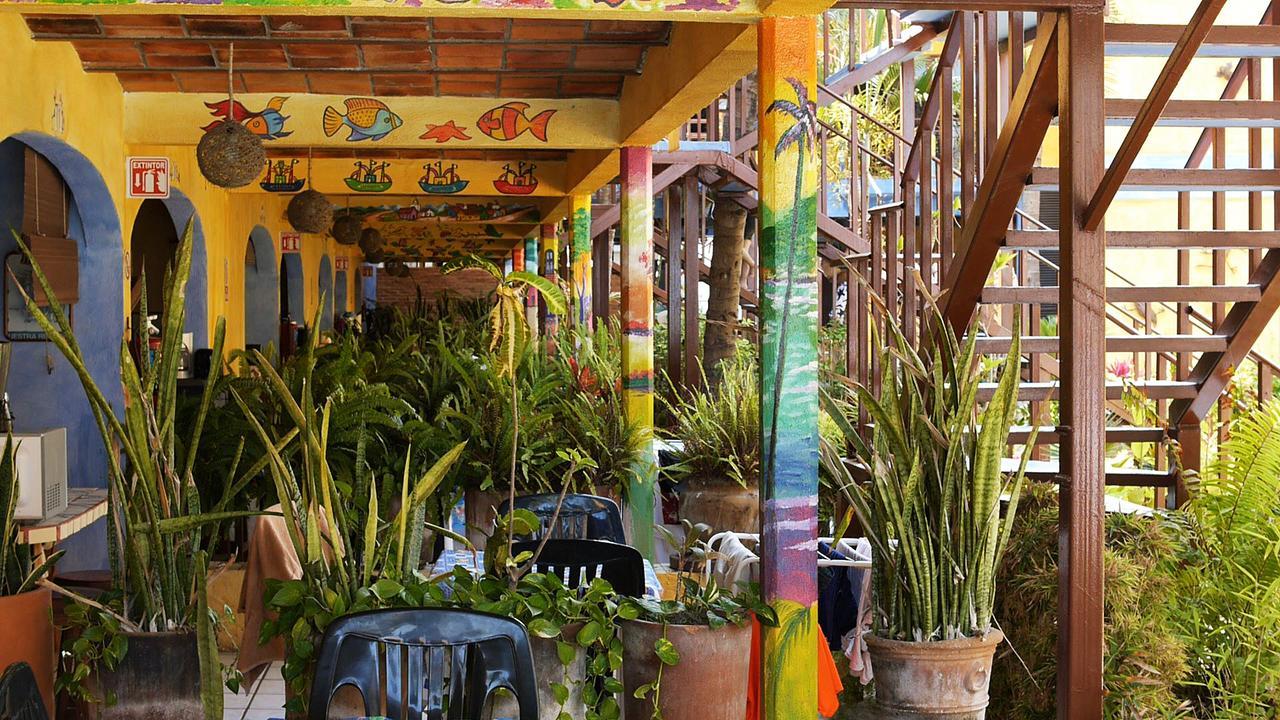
[1057,8,1106,720]
[569,194,593,333]
[682,176,701,386]
[593,230,611,327]
[620,146,657,559]
[759,16,820,720]
[667,187,684,385]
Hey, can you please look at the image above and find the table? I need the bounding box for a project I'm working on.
[431,549,665,599]
[17,487,108,566]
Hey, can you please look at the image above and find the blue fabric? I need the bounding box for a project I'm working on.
[817,542,862,650]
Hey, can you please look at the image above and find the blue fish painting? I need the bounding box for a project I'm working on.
[203,97,292,140]
[322,97,403,142]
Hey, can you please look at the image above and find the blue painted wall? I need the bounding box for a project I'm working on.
[158,191,209,349]
[361,265,377,310]
[281,252,304,325]
[244,226,278,349]
[317,255,333,332]
[2,134,125,572]
[334,270,347,318]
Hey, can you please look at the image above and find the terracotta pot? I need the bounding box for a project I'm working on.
[621,619,751,720]
[865,630,1004,719]
[677,477,759,534]
[493,623,587,720]
[0,588,55,713]
[88,631,203,720]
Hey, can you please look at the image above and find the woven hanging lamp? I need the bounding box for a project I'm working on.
[288,151,332,233]
[358,227,385,255]
[331,201,362,245]
[197,44,266,189]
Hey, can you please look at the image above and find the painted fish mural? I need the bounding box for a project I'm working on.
[419,120,471,143]
[203,96,291,139]
[476,102,555,142]
[323,98,403,142]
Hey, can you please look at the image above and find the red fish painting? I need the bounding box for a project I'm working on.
[203,97,291,139]
[476,102,555,142]
[419,120,471,143]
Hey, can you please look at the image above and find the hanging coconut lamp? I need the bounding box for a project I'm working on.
[363,247,386,264]
[358,227,385,255]
[331,212,362,246]
[196,45,266,189]
[287,153,332,233]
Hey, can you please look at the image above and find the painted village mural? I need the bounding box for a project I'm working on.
[345,200,542,263]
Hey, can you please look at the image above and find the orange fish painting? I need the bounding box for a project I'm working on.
[419,120,471,143]
[476,102,555,142]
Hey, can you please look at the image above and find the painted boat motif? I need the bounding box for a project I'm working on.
[344,178,394,193]
[419,179,470,194]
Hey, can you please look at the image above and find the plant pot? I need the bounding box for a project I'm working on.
[88,631,203,720]
[677,477,759,534]
[0,588,55,713]
[464,486,506,550]
[494,623,587,720]
[865,630,1004,719]
[621,619,751,720]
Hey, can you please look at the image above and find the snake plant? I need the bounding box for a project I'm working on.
[823,277,1033,641]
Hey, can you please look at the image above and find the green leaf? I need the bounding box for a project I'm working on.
[556,640,577,666]
[527,618,560,639]
[372,578,404,600]
[653,637,680,666]
[576,620,603,647]
[551,682,570,705]
[269,582,306,608]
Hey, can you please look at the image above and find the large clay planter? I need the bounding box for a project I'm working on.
[865,630,1004,719]
[621,619,751,720]
[0,588,55,713]
[677,478,759,534]
[89,631,203,720]
[490,623,588,720]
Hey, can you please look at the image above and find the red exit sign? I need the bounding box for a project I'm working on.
[280,231,301,253]
[335,257,350,272]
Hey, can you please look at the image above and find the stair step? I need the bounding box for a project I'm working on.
[1102,99,1280,128]
[1029,167,1280,192]
[975,334,1228,354]
[978,381,1197,402]
[1105,24,1280,58]
[981,285,1261,304]
[1005,229,1280,249]
[1007,426,1168,444]
[1000,458,1176,488]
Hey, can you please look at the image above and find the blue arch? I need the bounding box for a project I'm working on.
[281,252,305,325]
[5,132,125,572]
[154,189,209,348]
[317,255,334,332]
[244,226,278,349]
[334,269,348,318]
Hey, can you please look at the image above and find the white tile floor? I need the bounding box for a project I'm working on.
[222,655,287,720]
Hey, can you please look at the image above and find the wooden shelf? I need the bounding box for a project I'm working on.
[17,487,107,545]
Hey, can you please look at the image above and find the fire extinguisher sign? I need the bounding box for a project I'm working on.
[127,157,170,199]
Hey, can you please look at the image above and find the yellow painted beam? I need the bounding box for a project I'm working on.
[565,149,619,197]
[236,158,566,197]
[125,93,618,150]
[618,22,756,146]
[760,0,839,15]
[6,0,764,21]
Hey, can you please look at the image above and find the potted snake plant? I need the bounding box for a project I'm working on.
[0,431,64,714]
[822,284,1032,719]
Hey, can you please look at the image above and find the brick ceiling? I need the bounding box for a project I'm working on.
[23,14,671,98]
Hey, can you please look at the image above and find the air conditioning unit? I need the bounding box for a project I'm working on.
[12,428,68,521]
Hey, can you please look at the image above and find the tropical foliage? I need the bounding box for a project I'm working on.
[663,347,759,488]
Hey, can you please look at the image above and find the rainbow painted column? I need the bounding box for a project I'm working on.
[569,194,594,332]
[540,223,560,339]
[620,146,656,559]
[758,16,820,720]
[524,234,539,334]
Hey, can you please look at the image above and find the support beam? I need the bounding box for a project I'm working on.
[619,147,656,560]
[940,14,1059,331]
[525,234,539,334]
[540,223,561,340]
[1057,8,1107,720]
[666,191,684,385]
[758,16,820,720]
[1082,0,1228,231]
[823,24,940,96]
[900,14,963,186]
[569,195,593,331]
[683,176,702,387]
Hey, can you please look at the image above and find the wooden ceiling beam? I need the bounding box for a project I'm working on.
[1082,0,1228,231]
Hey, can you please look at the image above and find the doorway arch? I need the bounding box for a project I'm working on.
[128,191,209,348]
[1,132,123,572]
[317,255,334,332]
[244,226,278,349]
[280,252,305,325]
[334,269,348,319]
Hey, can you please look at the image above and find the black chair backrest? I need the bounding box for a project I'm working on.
[513,539,645,597]
[499,493,626,544]
[308,608,539,720]
[0,662,49,720]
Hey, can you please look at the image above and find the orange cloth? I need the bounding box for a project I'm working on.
[744,616,843,720]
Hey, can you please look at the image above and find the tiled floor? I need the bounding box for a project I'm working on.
[222,654,287,720]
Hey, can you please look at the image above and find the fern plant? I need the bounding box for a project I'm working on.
[662,347,760,488]
[823,281,1032,641]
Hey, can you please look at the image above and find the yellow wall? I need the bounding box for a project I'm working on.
[0,12,362,353]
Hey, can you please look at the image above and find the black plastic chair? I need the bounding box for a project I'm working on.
[308,608,539,720]
[498,493,627,544]
[513,538,645,597]
[0,662,49,720]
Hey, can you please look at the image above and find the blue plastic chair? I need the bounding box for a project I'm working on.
[498,493,627,544]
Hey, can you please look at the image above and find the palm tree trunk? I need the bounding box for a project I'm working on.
[703,199,748,387]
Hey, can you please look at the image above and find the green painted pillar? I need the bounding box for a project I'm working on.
[620,146,656,558]
[525,234,539,334]
[570,194,594,332]
[541,223,560,339]
[758,16,820,720]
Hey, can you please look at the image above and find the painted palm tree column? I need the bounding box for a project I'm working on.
[570,194,594,331]
[541,222,561,339]
[758,16,820,720]
[525,233,539,334]
[620,146,656,559]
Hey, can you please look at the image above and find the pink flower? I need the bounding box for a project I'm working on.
[1109,359,1134,379]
